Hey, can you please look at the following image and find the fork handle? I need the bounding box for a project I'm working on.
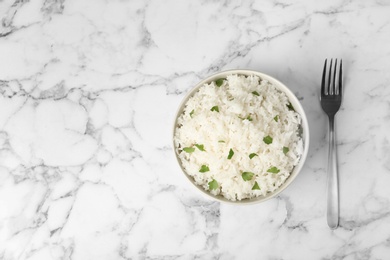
[327,115,339,229]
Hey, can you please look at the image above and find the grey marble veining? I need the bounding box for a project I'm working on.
[1,0,390,259]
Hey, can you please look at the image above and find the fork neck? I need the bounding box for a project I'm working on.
[328,114,335,129]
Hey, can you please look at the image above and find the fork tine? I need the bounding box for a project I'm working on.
[332,59,337,95]
[321,59,327,95]
[328,59,333,95]
[338,59,343,96]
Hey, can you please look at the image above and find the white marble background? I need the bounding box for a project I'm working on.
[1,0,390,259]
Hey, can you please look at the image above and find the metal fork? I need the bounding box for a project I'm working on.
[320,58,343,229]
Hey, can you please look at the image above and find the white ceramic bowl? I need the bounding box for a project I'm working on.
[173,69,310,204]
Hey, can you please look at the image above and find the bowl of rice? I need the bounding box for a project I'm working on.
[173,69,309,204]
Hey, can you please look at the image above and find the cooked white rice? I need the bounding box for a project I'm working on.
[174,74,303,201]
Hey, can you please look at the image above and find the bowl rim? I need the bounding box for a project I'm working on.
[172,69,310,205]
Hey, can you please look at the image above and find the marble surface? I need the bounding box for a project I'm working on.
[1,0,390,259]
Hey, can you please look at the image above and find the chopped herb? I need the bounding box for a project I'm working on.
[287,102,295,111]
[199,165,210,173]
[242,172,254,181]
[215,78,224,87]
[283,147,289,155]
[263,135,273,144]
[218,140,225,143]
[195,144,206,151]
[227,148,234,159]
[208,179,219,190]
[252,91,260,96]
[252,182,261,190]
[211,106,219,112]
[238,115,252,121]
[267,166,280,174]
[274,115,279,122]
[249,153,258,159]
[183,147,195,153]
[189,110,195,118]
